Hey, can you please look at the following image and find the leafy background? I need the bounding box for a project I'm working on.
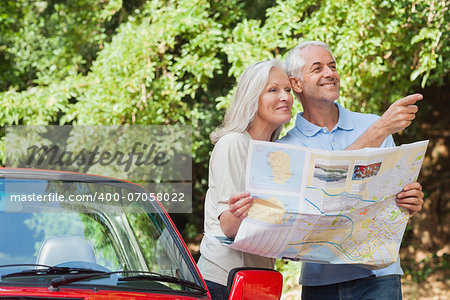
[1,0,448,298]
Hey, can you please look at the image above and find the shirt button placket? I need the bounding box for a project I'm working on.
[321,128,332,149]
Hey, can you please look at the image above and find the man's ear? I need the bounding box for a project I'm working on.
[289,76,302,94]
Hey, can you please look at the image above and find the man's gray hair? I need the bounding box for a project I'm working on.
[210,59,285,144]
[285,41,335,80]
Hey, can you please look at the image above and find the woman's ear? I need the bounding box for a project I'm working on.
[289,76,302,94]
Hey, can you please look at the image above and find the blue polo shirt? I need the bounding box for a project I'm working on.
[279,102,402,286]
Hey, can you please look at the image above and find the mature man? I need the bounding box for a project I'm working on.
[281,41,424,299]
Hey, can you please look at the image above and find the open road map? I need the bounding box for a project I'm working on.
[220,140,428,268]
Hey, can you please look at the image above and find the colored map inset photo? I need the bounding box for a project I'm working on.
[352,162,382,180]
[312,161,349,188]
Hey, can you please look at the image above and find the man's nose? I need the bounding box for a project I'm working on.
[323,65,334,77]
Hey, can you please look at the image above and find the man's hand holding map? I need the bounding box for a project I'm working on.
[218,140,428,268]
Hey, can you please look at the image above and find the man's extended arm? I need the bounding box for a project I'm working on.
[346,94,423,150]
[345,94,425,216]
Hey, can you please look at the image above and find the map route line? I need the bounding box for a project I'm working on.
[307,186,396,203]
[304,197,355,242]
[299,197,404,262]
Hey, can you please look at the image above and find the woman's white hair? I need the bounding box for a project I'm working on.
[210,59,285,144]
[285,41,335,80]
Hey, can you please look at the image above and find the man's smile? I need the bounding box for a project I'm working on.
[319,81,337,87]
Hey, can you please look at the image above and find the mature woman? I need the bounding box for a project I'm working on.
[197,59,293,299]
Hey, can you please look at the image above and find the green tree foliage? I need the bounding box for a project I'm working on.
[0,0,448,242]
[0,0,123,90]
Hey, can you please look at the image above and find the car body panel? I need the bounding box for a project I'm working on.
[0,285,206,299]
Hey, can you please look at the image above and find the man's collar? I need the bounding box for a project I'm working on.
[294,112,323,137]
[294,102,353,136]
[335,102,353,130]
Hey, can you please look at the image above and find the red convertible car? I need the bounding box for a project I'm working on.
[0,168,282,299]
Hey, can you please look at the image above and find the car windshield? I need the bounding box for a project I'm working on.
[0,170,202,295]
